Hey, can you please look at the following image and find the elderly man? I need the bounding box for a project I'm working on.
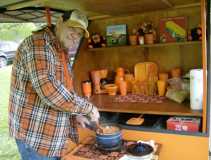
[8,9,100,160]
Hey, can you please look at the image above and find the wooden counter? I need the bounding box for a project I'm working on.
[90,95,202,117]
[62,128,209,160]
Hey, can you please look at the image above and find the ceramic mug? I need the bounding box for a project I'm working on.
[82,80,92,98]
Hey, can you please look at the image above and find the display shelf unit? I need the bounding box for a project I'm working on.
[88,41,202,52]
[74,2,204,131]
[70,0,209,159]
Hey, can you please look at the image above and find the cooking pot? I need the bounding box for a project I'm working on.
[96,123,122,148]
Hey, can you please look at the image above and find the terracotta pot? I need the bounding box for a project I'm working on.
[129,35,138,45]
[144,33,154,44]
[157,80,166,96]
[158,72,169,81]
[119,80,127,96]
[171,67,182,78]
[115,75,124,91]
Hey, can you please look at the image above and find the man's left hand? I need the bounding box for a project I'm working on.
[76,115,90,128]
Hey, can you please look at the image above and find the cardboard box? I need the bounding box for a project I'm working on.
[167,117,200,132]
[106,24,127,46]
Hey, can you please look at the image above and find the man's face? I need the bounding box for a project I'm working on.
[59,25,84,51]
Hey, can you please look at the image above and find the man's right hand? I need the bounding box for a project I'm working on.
[88,106,100,124]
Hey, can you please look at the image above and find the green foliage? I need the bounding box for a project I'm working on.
[0,66,20,160]
[0,23,38,41]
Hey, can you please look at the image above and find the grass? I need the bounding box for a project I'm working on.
[0,65,20,160]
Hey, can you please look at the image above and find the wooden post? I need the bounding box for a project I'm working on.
[45,7,51,27]
[201,0,207,132]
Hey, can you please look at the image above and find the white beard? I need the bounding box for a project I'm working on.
[56,24,81,53]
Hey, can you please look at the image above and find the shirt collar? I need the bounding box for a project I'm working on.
[44,27,65,53]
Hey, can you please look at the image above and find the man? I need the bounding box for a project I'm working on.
[8,9,100,160]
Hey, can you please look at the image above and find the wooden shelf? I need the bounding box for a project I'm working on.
[90,95,202,117]
[88,41,201,51]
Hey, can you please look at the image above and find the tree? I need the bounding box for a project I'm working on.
[0,23,39,41]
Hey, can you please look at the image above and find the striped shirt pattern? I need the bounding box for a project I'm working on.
[9,27,94,157]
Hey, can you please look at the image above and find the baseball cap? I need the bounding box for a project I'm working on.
[62,9,89,38]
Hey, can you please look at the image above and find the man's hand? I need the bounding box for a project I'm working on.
[76,115,90,128]
[88,106,100,124]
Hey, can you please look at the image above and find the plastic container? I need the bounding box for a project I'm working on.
[190,69,203,110]
[167,117,200,132]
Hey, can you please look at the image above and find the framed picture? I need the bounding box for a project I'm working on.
[106,24,127,47]
[159,17,187,43]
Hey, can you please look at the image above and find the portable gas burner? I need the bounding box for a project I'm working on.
[70,137,161,160]
[96,141,123,152]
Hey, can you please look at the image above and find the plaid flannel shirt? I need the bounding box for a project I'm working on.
[9,27,94,157]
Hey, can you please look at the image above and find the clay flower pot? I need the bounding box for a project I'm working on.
[144,33,154,44]
[129,35,138,45]
[104,84,118,96]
